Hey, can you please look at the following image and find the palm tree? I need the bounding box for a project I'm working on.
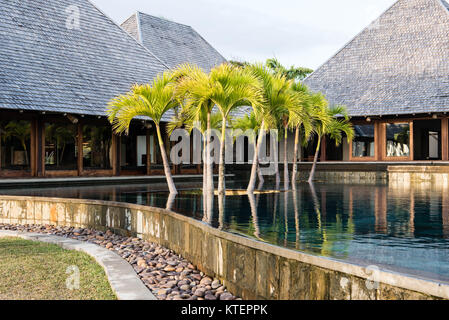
[232,112,266,187]
[289,82,313,189]
[208,64,263,196]
[174,63,219,216]
[266,58,313,82]
[107,70,179,195]
[167,107,222,219]
[246,64,297,193]
[308,101,354,183]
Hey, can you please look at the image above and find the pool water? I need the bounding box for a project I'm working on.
[2,181,449,283]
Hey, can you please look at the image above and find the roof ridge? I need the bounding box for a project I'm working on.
[137,11,193,29]
[87,0,170,69]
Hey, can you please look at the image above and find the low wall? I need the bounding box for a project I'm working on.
[0,195,447,300]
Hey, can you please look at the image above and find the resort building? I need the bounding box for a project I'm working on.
[304,0,449,162]
[0,0,225,178]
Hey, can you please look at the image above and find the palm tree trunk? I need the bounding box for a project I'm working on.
[247,120,265,193]
[273,133,280,189]
[257,163,264,189]
[308,136,321,184]
[218,116,227,195]
[206,112,214,218]
[155,123,177,195]
[292,125,300,190]
[283,127,289,190]
[202,134,208,214]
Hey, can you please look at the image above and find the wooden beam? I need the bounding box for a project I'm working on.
[30,118,37,177]
[37,118,45,177]
[409,120,414,161]
[112,133,120,176]
[146,128,151,175]
[77,122,83,176]
[320,136,327,161]
[442,118,448,161]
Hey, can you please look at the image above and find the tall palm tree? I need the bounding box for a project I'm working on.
[107,70,179,195]
[246,64,297,193]
[308,101,354,183]
[232,112,265,187]
[207,64,263,196]
[289,82,313,189]
[175,64,217,214]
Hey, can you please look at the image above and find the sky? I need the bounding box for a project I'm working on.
[90,0,396,70]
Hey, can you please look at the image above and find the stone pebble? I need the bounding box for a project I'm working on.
[0,223,240,301]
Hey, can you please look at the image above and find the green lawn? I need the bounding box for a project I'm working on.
[0,237,116,300]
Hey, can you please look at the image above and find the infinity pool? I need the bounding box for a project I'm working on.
[2,180,449,283]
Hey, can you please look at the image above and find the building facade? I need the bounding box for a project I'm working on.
[304,0,449,162]
[0,0,225,178]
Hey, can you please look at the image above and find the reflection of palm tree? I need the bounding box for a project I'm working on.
[218,193,225,230]
[284,191,289,246]
[166,193,176,211]
[292,188,300,249]
[248,192,261,239]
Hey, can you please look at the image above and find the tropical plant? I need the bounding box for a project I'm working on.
[308,100,354,183]
[204,64,263,196]
[174,63,219,215]
[245,64,295,193]
[107,70,179,194]
[266,58,313,82]
[289,82,313,188]
[232,112,265,186]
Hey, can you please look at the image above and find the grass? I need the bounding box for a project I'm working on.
[0,237,116,300]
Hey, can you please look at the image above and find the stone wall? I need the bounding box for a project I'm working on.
[0,195,447,300]
[298,170,387,184]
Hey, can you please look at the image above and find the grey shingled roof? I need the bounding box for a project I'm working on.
[121,12,227,71]
[0,0,169,118]
[304,0,449,117]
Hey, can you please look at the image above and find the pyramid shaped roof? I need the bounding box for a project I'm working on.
[0,0,168,117]
[304,0,449,117]
[121,12,226,71]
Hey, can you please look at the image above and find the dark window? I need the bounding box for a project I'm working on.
[0,120,31,170]
[83,125,112,169]
[45,122,78,170]
[386,123,410,157]
[352,124,375,158]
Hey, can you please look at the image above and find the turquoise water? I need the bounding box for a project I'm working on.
[2,181,449,282]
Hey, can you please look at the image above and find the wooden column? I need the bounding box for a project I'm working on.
[146,128,152,175]
[37,118,45,177]
[409,120,414,161]
[112,133,120,176]
[30,118,37,177]
[442,117,448,161]
[320,136,327,162]
[77,122,83,176]
[374,121,381,161]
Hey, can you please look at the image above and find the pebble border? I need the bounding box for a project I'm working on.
[0,224,240,301]
[0,229,156,300]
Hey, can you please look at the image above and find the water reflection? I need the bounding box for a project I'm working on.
[2,180,449,281]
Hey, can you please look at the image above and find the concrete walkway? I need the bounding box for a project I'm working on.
[0,230,156,300]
